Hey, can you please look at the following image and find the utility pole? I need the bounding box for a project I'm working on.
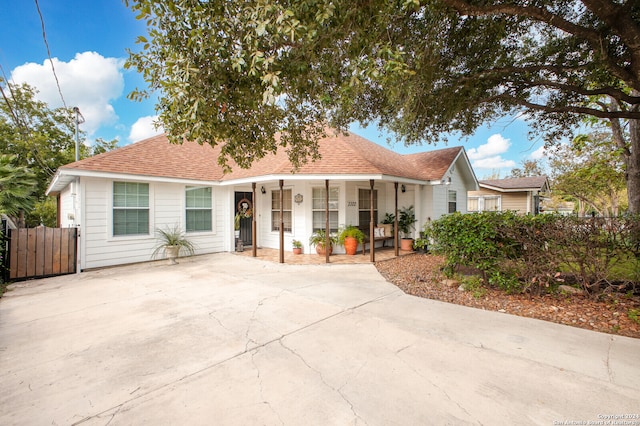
[73,107,85,162]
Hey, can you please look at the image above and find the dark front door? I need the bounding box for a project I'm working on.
[235,192,253,246]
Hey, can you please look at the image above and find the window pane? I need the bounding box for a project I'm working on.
[186,187,211,208]
[113,209,148,235]
[186,210,212,232]
[113,182,149,235]
[468,198,478,212]
[313,211,338,232]
[272,189,292,232]
[485,197,499,211]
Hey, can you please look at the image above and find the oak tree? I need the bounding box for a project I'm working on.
[126,0,640,212]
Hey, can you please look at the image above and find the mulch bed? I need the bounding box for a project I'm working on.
[375,253,640,339]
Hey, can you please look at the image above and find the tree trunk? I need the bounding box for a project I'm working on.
[628,119,640,214]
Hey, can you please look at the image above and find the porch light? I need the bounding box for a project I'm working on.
[401,184,406,193]
[260,186,266,194]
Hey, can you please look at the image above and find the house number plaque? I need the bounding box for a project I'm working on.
[294,193,303,204]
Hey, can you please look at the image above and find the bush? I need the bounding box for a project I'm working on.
[428,212,640,296]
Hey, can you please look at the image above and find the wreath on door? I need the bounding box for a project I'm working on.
[237,198,253,218]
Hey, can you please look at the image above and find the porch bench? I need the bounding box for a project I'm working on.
[359,225,395,255]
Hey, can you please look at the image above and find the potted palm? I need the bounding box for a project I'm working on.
[309,229,338,256]
[292,239,303,255]
[152,225,196,265]
[338,225,365,255]
[398,206,416,251]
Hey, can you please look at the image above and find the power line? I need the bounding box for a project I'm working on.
[34,0,68,110]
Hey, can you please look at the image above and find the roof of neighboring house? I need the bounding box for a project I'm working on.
[478,176,550,192]
[47,130,473,193]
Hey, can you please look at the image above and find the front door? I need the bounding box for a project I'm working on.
[235,192,253,246]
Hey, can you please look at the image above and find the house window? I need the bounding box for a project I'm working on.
[312,187,339,232]
[358,188,378,226]
[113,182,149,236]
[448,190,457,213]
[272,189,292,232]
[468,197,479,212]
[186,187,212,232]
[467,195,501,212]
[484,196,501,211]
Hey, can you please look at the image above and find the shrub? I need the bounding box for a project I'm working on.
[428,212,639,296]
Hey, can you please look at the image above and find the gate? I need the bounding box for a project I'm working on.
[6,227,77,281]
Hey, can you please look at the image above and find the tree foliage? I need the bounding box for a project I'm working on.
[0,155,37,220]
[126,0,640,210]
[0,80,77,198]
[507,160,545,179]
[549,131,627,216]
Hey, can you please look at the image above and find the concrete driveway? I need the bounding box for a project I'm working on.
[1,253,638,425]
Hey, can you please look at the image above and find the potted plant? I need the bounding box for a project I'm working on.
[414,218,432,253]
[338,225,365,255]
[380,212,396,239]
[151,225,196,265]
[309,229,338,256]
[292,239,303,255]
[398,205,416,251]
[234,213,241,238]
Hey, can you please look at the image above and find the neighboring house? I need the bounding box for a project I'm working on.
[46,130,478,270]
[467,176,551,215]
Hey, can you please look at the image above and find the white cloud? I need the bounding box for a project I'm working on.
[467,134,516,169]
[10,51,124,135]
[529,145,547,160]
[129,115,163,142]
[472,156,516,169]
[467,134,511,160]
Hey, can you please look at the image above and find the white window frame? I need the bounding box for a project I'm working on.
[271,188,292,233]
[312,187,339,232]
[112,181,151,237]
[185,186,213,233]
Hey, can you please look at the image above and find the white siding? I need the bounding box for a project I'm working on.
[58,182,78,228]
[79,177,226,270]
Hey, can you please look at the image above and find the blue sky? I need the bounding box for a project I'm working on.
[1,1,547,178]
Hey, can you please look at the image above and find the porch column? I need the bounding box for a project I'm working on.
[394,182,399,257]
[325,179,330,264]
[252,182,257,258]
[279,179,284,264]
[370,179,375,263]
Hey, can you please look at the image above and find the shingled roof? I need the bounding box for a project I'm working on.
[479,176,550,192]
[50,131,466,192]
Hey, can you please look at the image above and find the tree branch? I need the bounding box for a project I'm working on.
[436,0,640,90]
[523,80,640,105]
[493,94,640,119]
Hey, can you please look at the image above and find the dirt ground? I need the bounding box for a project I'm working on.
[375,253,640,339]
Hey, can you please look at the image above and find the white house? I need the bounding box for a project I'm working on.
[46,130,478,270]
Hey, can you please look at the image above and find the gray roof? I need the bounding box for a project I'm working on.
[479,176,549,192]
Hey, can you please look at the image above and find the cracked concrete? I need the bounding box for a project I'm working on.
[0,252,638,425]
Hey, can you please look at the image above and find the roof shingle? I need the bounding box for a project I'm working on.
[60,131,462,183]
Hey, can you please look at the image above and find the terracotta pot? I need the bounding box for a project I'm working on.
[400,238,414,252]
[343,236,358,255]
[315,244,333,256]
[293,247,303,255]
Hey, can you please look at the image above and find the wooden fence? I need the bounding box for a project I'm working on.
[7,227,77,281]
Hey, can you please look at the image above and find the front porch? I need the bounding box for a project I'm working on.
[235,246,415,264]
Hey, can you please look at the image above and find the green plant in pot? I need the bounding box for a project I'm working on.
[152,225,196,265]
[338,225,365,255]
[292,239,303,254]
[309,229,338,256]
[234,213,241,237]
[398,205,416,251]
